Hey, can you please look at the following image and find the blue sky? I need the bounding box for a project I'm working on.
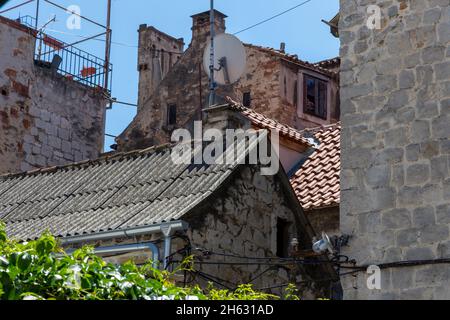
[2,0,339,151]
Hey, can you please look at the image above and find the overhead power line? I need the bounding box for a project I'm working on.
[233,0,314,35]
[45,28,183,54]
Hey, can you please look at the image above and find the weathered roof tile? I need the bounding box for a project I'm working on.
[290,123,341,211]
[1,136,265,240]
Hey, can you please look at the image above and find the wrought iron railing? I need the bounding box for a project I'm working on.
[34,33,112,93]
[16,15,36,28]
[12,15,112,93]
[1,0,113,93]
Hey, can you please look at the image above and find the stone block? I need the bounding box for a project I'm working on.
[382,209,412,229]
[406,163,430,185]
[396,228,420,247]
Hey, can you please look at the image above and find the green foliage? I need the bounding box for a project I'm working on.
[284,284,301,300]
[0,224,293,300]
[206,284,278,300]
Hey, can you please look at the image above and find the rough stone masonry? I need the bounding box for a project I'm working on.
[0,16,107,175]
[340,0,450,299]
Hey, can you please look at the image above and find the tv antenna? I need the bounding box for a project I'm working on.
[204,0,246,107]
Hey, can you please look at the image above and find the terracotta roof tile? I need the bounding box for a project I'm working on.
[228,101,314,148]
[313,57,340,69]
[290,123,341,211]
[245,44,338,78]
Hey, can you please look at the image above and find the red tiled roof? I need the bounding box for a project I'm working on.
[228,101,313,148]
[245,44,338,77]
[314,57,340,70]
[290,123,341,211]
[228,99,341,211]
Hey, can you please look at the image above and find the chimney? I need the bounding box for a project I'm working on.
[191,10,227,46]
[202,104,250,133]
[280,42,286,53]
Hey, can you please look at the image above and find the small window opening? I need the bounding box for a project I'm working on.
[303,75,328,119]
[293,80,298,107]
[167,104,177,126]
[243,92,251,107]
[276,218,290,258]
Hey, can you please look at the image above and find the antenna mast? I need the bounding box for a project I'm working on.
[104,0,112,94]
[208,0,215,107]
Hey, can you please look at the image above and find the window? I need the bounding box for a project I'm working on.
[303,75,328,119]
[161,49,165,74]
[243,92,251,107]
[167,104,177,126]
[293,80,298,107]
[276,218,290,258]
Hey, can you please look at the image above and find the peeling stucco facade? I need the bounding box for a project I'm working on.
[0,16,107,175]
[116,10,340,151]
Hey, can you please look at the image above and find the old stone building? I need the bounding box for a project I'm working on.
[137,24,184,113]
[1,130,336,297]
[116,10,340,151]
[340,0,450,299]
[223,101,341,237]
[0,15,108,175]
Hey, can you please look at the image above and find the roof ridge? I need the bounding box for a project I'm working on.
[0,143,175,180]
[313,57,340,66]
[299,121,341,134]
[226,98,314,147]
[244,43,337,77]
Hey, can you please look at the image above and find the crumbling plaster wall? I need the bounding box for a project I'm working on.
[117,40,285,151]
[0,17,107,174]
[340,0,450,299]
[137,25,184,113]
[118,10,341,152]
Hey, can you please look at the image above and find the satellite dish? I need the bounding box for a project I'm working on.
[203,33,247,86]
[312,232,334,254]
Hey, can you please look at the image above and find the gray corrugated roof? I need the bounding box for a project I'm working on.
[1,135,267,240]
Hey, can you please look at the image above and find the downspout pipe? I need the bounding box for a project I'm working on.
[160,223,179,270]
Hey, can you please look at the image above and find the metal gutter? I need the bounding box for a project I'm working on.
[66,242,160,269]
[61,221,188,245]
[61,220,189,270]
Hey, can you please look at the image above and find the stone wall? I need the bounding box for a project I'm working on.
[116,10,340,151]
[184,166,304,295]
[69,165,330,298]
[0,17,107,174]
[340,0,450,299]
[307,206,340,237]
[137,25,184,113]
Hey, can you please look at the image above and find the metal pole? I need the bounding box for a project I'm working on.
[208,0,215,107]
[103,0,112,93]
[35,0,39,29]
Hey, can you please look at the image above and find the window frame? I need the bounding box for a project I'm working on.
[167,104,177,126]
[243,91,252,107]
[303,74,328,120]
[276,218,290,258]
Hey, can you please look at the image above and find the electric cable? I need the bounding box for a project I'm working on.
[233,0,314,35]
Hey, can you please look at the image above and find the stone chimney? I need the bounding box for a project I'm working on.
[191,10,227,46]
[202,104,250,133]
